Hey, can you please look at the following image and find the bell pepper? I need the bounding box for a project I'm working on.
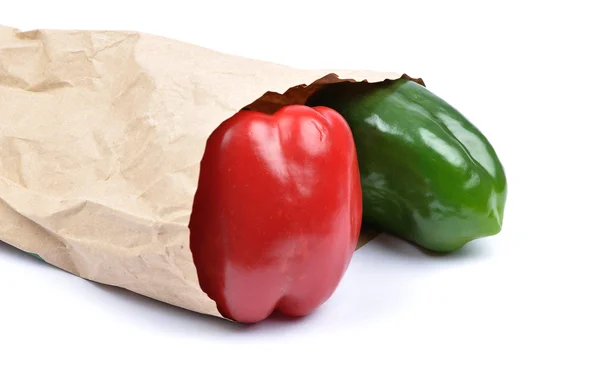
[306,79,507,253]
[188,105,362,323]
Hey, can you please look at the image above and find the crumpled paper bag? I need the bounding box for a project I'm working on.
[0,25,423,319]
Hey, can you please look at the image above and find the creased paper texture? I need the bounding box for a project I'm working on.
[0,25,421,318]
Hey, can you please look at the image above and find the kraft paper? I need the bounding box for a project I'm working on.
[0,25,422,319]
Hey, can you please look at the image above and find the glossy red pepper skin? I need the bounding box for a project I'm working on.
[188,105,362,323]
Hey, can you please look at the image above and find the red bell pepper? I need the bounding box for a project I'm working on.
[188,105,362,323]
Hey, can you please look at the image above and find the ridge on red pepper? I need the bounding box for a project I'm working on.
[188,105,363,323]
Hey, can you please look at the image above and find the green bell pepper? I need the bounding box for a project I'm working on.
[306,78,507,253]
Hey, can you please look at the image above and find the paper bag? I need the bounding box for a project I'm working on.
[0,25,423,319]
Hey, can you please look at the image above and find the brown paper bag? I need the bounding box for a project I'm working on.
[0,25,423,319]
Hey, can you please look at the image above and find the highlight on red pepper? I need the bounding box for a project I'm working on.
[188,105,363,323]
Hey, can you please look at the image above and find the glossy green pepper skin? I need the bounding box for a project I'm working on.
[306,78,507,253]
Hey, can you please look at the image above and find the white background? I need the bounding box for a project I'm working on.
[1,1,599,390]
